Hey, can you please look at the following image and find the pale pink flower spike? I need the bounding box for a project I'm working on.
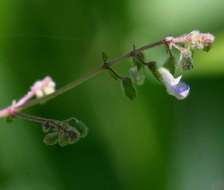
[0,76,56,118]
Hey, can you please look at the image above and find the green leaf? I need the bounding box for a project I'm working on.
[64,118,88,138]
[75,120,88,138]
[67,128,80,144]
[129,66,145,86]
[132,52,145,69]
[58,131,69,147]
[58,127,80,147]
[107,70,118,80]
[164,56,176,74]
[102,52,108,63]
[43,132,58,146]
[42,122,53,133]
[121,77,136,100]
[203,45,212,52]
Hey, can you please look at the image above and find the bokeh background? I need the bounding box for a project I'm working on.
[0,0,223,190]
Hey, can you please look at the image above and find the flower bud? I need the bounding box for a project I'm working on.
[32,76,56,98]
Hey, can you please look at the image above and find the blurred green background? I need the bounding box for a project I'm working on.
[0,0,224,190]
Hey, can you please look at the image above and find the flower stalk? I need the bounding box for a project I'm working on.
[0,30,215,146]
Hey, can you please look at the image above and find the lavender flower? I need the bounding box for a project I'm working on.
[157,67,190,100]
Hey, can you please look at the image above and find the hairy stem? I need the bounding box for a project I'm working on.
[18,40,164,112]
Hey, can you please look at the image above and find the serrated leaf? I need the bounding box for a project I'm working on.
[43,132,58,146]
[129,66,145,86]
[121,77,136,100]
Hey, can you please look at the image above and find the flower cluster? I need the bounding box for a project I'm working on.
[165,30,215,51]
[156,30,215,99]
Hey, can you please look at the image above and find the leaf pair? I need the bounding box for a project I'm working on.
[121,51,147,100]
[43,118,88,147]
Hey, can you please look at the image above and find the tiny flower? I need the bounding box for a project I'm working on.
[157,67,190,100]
[32,76,56,98]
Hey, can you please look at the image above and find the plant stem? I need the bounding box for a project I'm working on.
[18,40,164,112]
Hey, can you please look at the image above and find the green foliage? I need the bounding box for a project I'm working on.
[203,45,212,52]
[132,51,145,69]
[42,118,88,147]
[121,77,136,100]
[129,66,146,86]
[58,127,80,147]
[43,132,58,146]
[65,118,89,138]
[102,52,109,63]
[107,70,119,80]
[164,56,176,74]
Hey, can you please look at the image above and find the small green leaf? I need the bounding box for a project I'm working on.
[121,77,136,100]
[58,131,69,147]
[132,52,145,69]
[58,127,80,147]
[75,120,88,138]
[64,118,88,138]
[67,128,80,144]
[129,66,145,86]
[203,45,212,52]
[43,132,58,146]
[107,70,118,80]
[102,52,108,63]
[164,56,176,74]
[42,122,52,133]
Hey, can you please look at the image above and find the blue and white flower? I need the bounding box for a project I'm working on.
[157,67,190,100]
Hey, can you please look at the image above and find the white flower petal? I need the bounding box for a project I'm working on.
[157,67,190,100]
[31,76,56,98]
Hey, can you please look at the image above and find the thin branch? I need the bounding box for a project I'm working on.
[16,40,164,112]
